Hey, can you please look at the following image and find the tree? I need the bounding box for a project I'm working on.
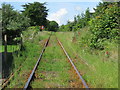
[2,3,30,44]
[47,21,59,32]
[93,2,113,17]
[89,2,120,49]
[74,16,77,24]
[22,2,48,26]
[59,25,65,31]
[0,8,2,45]
[85,8,90,24]
[0,8,2,22]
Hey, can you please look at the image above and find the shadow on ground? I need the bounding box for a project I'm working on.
[2,52,14,79]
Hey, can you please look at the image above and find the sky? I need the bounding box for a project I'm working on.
[0,0,102,25]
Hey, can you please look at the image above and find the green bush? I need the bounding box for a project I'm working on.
[89,2,119,50]
[2,3,30,44]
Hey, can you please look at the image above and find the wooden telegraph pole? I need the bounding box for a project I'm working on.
[4,34,7,62]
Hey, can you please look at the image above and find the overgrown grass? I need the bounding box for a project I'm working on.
[56,29,118,88]
[5,27,118,88]
[6,28,50,88]
[30,34,83,88]
[31,34,73,88]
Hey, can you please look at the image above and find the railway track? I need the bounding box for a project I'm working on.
[24,33,52,89]
[24,33,89,89]
[56,37,89,89]
[1,65,22,89]
[1,32,52,89]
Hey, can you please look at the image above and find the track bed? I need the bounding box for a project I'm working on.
[30,34,83,88]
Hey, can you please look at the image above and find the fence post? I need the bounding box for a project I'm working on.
[4,34,7,62]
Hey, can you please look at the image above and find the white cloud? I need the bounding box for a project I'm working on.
[90,8,95,13]
[68,18,74,22]
[75,6,81,11]
[47,8,68,25]
[90,7,96,13]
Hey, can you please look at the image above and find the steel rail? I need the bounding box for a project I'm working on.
[24,33,52,89]
[2,65,22,89]
[2,34,51,89]
[56,37,89,89]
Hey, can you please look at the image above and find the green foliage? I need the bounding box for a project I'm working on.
[59,25,65,31]
[59,8,91,32]
[56,32,118,88]
[0,8,2,22]
[22,2,48,26]
[89,2,119,49]
[0,45,20,52]
[84,8,91,25]
[59,24,72,32]
[46,21,59,32]
[28,26,40,32]
[2,3,30,44]
[59,2,119,50]
[7,30,50,88]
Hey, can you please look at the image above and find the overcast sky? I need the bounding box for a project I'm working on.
[0,0,102,25]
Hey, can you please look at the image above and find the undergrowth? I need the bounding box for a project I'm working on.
[56,28,118,88]
[6,27,50,88]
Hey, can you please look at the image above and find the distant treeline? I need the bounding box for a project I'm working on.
[1,2,120,49]
[1,2,58,44]
[59,2,120,50]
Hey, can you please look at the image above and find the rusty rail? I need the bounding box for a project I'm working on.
[24,33,52,89]
[2,62,23,89]
[4,32,89,89]
[56,37,89,89]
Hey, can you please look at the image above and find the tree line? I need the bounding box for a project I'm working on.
[59,2,120,50]
[59,8,92,32]
[1,1,119,50]
[1,2,59,44]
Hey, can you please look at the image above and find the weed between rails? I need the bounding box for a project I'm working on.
[30,35,83,88]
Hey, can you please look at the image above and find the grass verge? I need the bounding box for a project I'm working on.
[6,29,50,88]
[56,30,118,88]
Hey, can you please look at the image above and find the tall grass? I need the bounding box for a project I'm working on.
[7,28,50,88]
[56,30,118,88]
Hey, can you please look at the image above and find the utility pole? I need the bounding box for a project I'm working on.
[4,34,7,62]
